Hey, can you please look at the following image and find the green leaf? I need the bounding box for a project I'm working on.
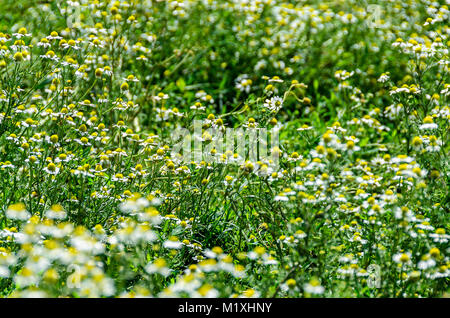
[360,137,369,147]
[313,79,319,92]
[176,78,186,91]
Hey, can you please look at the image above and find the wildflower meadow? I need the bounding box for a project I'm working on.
[0,0,449,299]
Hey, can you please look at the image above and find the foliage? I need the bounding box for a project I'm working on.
[0,0,448,298]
